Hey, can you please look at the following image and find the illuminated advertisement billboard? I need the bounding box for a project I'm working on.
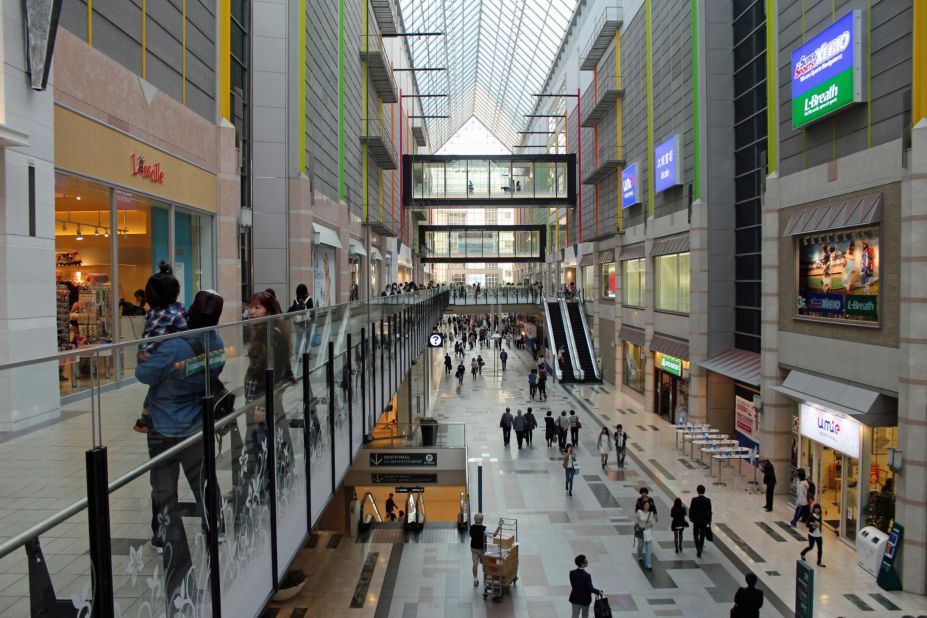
[654,135,681,193]
[796,226,879,323]
[791,10,863,129]
[621,163,641,208]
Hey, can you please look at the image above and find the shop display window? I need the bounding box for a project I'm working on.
[623,341,645,393]
[655,252,690,313]
[581,265,594,301]
[601,263,616,298]
[622,258,645,307]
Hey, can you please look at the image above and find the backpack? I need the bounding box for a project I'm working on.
[184,337,235,427]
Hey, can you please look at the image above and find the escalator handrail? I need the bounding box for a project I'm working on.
[360,492,383,524]
[415,492,426,524]
[543,302,564,381]
[558,298,585,380]
[568,302,601,381]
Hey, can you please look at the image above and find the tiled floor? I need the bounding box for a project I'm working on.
[272,344,927,618]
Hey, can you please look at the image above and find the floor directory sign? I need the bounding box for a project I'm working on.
[877,522,903,590]
[795,560,814,618]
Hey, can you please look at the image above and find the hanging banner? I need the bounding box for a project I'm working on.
[735,395,760,451]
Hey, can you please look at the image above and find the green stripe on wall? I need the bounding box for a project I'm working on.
[691,0,699,200]
[645,0,654,219]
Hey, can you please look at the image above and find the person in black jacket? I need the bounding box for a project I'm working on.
[568,554,601,618]
[635,487,658,521]
[732,572,764,618]
[689,485,712,557]
[762,460,777,512]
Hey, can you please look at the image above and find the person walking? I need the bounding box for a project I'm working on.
[528,369,538,399]
[670,497,689,554]
[385,493,397,521]
[689,485,712,558]
[444,353,452,375]
[634,500,656,570]
[568,555,602,618]
[456,362,466,385]
[469,513,487,587]
[799,503,826,567]
[635,487,658,521]
[762,460,777,512]
[557,411,571,452]
[513,409,527,450]
[477,354,485,375]
[569,410,580,445]
[500,349,508,371]
[614,424,628,467]
[790,468,810,526]
[732,572,764,618]
[471,357,479,380]
[524,408,537,447]
[537,369,548,401]
[563,444,578,496]
[499,408,514,446]
[544,411,557,448]
[597,427,612,469]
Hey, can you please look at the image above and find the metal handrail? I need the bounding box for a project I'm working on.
[542,301,563,381]
[360,492,383,524]
[558,298,584,380]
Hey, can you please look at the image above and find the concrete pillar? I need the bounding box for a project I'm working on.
[688,197,710,425]
[897,120,927,594]
[759,172,793,495]
[216,120,242,324]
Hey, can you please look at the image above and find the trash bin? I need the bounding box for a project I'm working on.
[857,526,889,577]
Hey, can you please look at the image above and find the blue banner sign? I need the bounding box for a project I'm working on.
[621,162,640,208]
[654,135,681,193]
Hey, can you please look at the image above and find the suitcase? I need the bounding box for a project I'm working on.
[593,593,612,618]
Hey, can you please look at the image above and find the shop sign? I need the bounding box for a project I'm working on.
[796,226,879,323]
[795,559,815,618]
[654,135,681,193]
[130,154,165,184]
[369,452,437,467]
[735,395,759,450]
[621,163,641,208]
[659,354,683,377]
[799,402,860,460]
[791,10,862,129]
[371,473,437,484]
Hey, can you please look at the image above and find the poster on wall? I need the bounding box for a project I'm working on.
[735,395,760,451]
[796,226,879,322]
[314,245,337,307]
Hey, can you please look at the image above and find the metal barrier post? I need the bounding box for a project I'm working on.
[477,464,483,514]
[379,319,384,424]
[85,446,114,618]
[347,333,353,455]
[302,353,312,530]
[265,367,279,587]
[200,395,222,617]
[360,328,366,439]
[328,342,336,493]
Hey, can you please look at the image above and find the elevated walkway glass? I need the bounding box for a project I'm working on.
[419,224,545,263]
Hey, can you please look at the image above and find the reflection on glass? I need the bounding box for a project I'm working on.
[499,231,515,258]
[446,159,467,199]
[512,161,533,196]
[424,161,445,198]
[557,161,568,197]
[468,159,489,198]
[413,162,424,198]
[174,208,215,308]
[490,160,511,198]
[480,230,495,259]
[535,161,557,197]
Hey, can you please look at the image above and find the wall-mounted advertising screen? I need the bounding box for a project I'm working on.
[621,163,641,208]
[790,10,862,129]
[796,226,879,323]
[654,135,681,193]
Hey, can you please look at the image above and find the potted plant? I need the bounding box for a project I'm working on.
[420,417,438,447]
[272,569,307,602]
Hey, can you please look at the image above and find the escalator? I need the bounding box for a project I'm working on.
[565,301,601,382]
[544,302,577,381]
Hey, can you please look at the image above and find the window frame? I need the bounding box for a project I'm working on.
[654,252,691,314]
[621,258,646,308]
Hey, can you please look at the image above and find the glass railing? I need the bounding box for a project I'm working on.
[0,289,449,616]
[447,285,545,305]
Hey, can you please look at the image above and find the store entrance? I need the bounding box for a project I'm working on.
[654,367,689,425]
[814,445,860,542]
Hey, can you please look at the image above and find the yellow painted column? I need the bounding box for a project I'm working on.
[219,0,231,120]
[913,0,926,125]
[87,0,93,46]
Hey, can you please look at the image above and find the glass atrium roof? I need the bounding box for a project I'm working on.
[398,0,577,151]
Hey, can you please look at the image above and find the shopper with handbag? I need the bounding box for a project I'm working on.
[563,444,579,496]
[634,500,656,570]
[544,411,557,447]
[568,554,602,618]
[689,484,713,557]
[670,497,689,554]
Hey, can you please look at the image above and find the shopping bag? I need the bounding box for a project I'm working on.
[705,525,714,543]
[594,593,613,618]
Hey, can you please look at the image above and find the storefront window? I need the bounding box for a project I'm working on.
[863,427,897,532]
[601,263,616,298]
[655,252,690,313]
[622,258,645,307]
[174,208,215,307]
[623,342,645,393]
[796,226,879,323]
[581,265,594,301]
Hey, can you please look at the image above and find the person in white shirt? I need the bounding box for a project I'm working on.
[597,427,612,470]
[790,468,810,527]
[634,501,656,570]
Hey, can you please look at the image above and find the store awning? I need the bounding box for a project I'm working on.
[619,243,645,261]
[398,243,412,267]
[651,234,690,257]
[369,247,383,262]
[650,334,689,361]
[313,223,342,249]
[349,239,367,256]
[697,348,761,387]
[618,325,645,347]
[771,369,897,426]
[783,193,882,236]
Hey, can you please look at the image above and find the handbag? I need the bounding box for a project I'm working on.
[593,593,613,618]
[705,525,714,543]
[577,420,583,429]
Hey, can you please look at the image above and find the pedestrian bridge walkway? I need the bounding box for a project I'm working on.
[446,285,544,307]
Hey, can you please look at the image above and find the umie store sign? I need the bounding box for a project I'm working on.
[791,10,862,129]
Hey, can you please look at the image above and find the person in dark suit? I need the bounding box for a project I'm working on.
[732,572,764,618]
[568,554,602,618]
[689,484,712,557]
[762,460,777,511]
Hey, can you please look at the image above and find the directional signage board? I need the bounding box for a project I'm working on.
[371,473,438,484]
[395,486,425,493]
[429,333,444,348]
[369,452,437,467]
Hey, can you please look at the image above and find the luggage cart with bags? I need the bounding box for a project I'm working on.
[482,517,518,602]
